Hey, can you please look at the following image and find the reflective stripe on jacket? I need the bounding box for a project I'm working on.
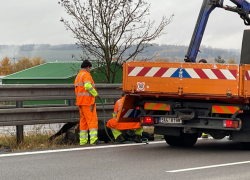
[107,96,141,130]
[74,69,96,106]
[113,97,124,118]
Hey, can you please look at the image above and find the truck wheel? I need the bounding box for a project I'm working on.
[180,133,198,147]
[164,135,182,146]
[241,142,250,150]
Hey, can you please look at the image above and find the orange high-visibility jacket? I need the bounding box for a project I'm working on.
[106,97,141,130]
[74,69,96,106]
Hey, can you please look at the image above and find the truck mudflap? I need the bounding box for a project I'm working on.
[117,95,141,122]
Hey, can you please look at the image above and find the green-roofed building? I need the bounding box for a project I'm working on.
[2,61,123,84]
[2,61,122,105]
[2,62,82,84]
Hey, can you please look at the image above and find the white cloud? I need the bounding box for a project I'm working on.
[0,0,247,49]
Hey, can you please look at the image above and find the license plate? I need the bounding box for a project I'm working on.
[159,117,182,124]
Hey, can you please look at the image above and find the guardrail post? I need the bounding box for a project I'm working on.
[68,100,75,106]
[16,101,24,144]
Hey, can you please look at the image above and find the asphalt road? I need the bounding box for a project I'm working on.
[0,138,250,180]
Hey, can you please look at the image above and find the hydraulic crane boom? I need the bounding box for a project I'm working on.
[185,0,250,63]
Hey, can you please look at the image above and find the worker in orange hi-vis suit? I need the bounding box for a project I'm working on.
[106,93,143,143]
[74,60,100,145]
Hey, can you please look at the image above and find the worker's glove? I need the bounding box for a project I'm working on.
[112,113,117,118]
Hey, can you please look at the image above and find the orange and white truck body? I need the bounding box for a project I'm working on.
[117,61,250,146]
[123,61,250,102]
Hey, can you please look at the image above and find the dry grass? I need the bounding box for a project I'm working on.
[0,126,162,152]
[0,133,78,152]
[143,126,164,139]
[0,125,77,152]
[143,126,154,134]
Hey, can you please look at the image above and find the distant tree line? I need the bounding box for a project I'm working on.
[0,44,240,62]
[0,44,79,51]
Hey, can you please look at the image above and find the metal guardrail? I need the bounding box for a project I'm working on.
[0,84,122,143]
[0,84,122,101]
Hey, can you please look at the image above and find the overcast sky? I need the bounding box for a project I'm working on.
[0,0,247,49]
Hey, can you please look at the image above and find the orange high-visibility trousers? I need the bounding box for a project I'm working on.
[79,104,98,145]
[106,118,141,130]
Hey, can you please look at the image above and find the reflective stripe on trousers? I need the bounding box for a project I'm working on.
[79,131,88,145]
[111,128,143,139]
[89,128,98,144]
[135,128,143,136]
[111,128,122,139]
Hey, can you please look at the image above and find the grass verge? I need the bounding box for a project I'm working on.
[0,133,78,152]
[0,126,77,152]
[0,126,162,152]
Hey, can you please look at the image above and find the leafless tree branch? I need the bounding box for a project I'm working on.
[59,0,173,83]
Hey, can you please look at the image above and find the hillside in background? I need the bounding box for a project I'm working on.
[0,44,241,63]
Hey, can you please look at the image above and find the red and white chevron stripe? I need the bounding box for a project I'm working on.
[128,67,237,80]
[245,71,250,80]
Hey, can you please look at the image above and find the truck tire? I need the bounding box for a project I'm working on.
[164,135,182,146]
[180,133,198,147]
[241,142,250,150]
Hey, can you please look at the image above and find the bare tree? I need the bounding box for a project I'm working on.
[59,0,173,83]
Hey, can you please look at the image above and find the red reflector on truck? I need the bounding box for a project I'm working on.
[143,117,154,124]
[223,120,239,128]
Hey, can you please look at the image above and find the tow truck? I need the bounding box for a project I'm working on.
[117,0,250,149]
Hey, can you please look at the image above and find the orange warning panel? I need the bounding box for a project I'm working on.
[144,103,170,111]
[212,105,239,114]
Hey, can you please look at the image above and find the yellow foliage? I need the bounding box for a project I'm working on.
[0,57,13,75]
[13,56,46,73]
[0,56,46,75]
[32,56,46,66]
[228,57,237,64]
[13,57,33,73]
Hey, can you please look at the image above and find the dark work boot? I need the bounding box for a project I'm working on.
[91,139,104,145]
[133,135,142,143]
[115,134,126,143]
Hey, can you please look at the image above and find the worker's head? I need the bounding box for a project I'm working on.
[121,92,126,97]
[81,60,92,72]
[199,59,207,63]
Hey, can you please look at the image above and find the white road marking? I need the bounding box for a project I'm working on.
[167,161,250,173]
[0,141,166,158]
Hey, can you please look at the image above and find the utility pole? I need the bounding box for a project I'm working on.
[10,53,16,70]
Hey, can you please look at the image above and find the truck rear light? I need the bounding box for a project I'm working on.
[142,117,154,124]
[223,120,239,128]
[238,110,243,114]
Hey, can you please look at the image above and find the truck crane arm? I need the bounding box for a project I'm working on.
[184,0,250,63]
[225,0,250,25]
